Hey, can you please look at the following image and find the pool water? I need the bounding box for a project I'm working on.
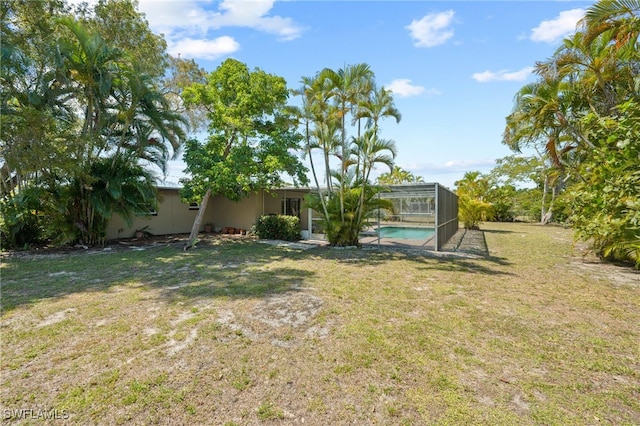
[377,226,435,240]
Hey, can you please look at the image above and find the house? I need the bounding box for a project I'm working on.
[105,183,313,240]
[105,182,458,251]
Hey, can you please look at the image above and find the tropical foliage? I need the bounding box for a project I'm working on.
[570,101,640,268]
[1,0,186,247]
[179,58,309,248]
[376,166,424,185]
[455,172,494,230]
[294,64,400,246]
[501,0,640,267]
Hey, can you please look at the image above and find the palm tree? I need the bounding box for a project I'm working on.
[57,17,122,154]
[320,64,374,219]
[503,76,585,169]
[377,166,424,184]
[353,129,397,232]
[295,65,402,246]
[108,67,186,173]
[551,30,631,115]
[455,172,494,230]
[354,84,402,136]
[583,0,640,53]
[54,18,185,244]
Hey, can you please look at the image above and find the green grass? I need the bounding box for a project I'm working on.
[1,223,639,425]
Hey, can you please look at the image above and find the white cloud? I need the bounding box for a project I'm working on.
[386,79,426,97]
[207,0,304,41]
[168,36,240,60]
[530,8,585,43]
[139,0,304,41]
[472,67,534,83]
[135,0,303,60]
[406,10,455,48]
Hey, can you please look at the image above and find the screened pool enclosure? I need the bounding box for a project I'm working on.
[358,183,459,251]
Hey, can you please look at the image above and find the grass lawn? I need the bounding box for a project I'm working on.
[1,222,639,425]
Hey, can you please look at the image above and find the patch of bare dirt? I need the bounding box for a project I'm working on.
[217,292,328,347]
[569,257,640,288]
[566,241,640,288]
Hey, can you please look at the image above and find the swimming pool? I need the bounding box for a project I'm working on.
[377,226,435,240]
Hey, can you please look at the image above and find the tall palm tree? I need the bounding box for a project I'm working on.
[354,84,402,135]
[352,129,397,229]
[109,67,186,173]
[320,64,374,219]
[352,84,401,181]
[57,17,121,154]
[583,0,640,53]
[503,76,586,168]
[55,18,185,244]
[551,30,631,115]
[301,73,338,193]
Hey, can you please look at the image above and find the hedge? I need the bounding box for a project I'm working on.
[254,215,301,241]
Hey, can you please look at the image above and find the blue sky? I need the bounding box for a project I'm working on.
[129,0,595,188]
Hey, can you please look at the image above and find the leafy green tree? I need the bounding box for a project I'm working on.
[180,58,308,248]
[570,101,640,268]
[1,0,78,195]
[485,155,546,222]
[78,0,168,78]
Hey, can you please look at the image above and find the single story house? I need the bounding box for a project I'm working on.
[105,182,458,250]
[105,183,314,240]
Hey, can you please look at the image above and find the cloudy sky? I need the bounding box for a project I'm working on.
[129,0,594,188]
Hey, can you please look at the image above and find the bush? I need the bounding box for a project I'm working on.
[0,189,47,250]
[491,199,515,222]
[254,215,301,241]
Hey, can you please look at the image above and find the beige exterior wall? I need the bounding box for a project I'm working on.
[105,188,216,240]
[262,189,309,230]
[209,190,309,232]
[106,188,311,240]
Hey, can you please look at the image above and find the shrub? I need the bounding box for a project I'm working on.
[0,189,47,250]
[491,199,515,222]
[254,214,301,241]
[570,102,640,268]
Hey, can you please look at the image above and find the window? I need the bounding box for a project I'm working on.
[282,198,301,218]
[189,202,199,210]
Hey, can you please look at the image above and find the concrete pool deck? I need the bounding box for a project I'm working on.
[260,228,489,257]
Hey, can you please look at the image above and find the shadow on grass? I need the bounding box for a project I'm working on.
[316,245,514,276]
[409,255,516,276]
[2,237,517,312]
[1,242,315,312]
[481,228,517,235]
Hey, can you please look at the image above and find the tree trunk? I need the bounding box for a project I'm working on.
[540,174,549,223]
[184,187,211,250]
[542,185,558,225]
